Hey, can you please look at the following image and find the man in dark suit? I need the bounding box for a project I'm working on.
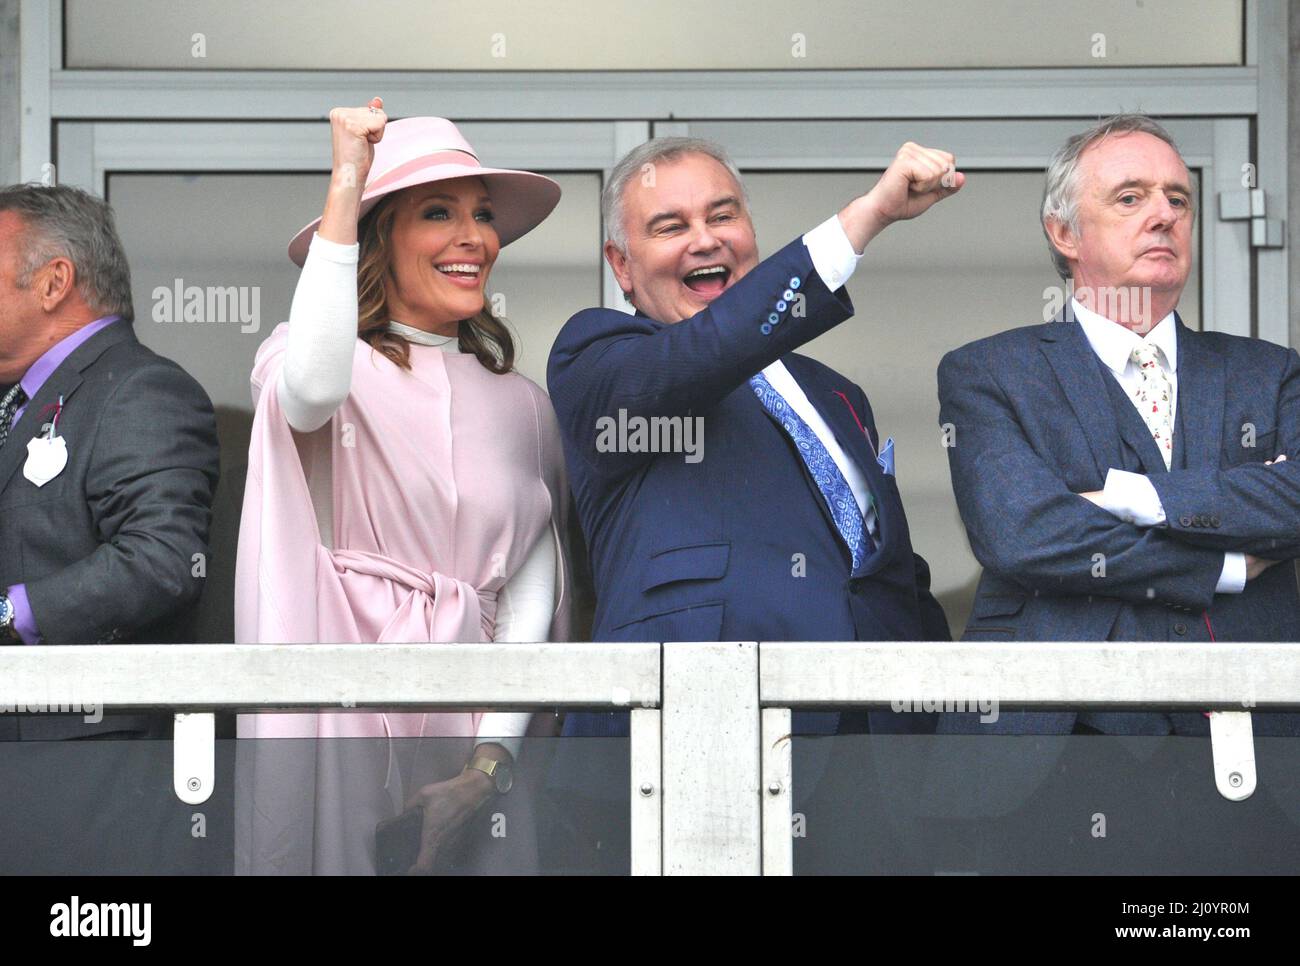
[551,137,957,666]
[0,183,221,872]
[924,115,1299,871]
[543,138,958,868]
[940,114,1299,730]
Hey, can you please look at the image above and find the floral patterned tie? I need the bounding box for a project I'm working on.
[1130,342,1173,470]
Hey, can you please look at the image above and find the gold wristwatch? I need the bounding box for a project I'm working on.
[463,755,513,794]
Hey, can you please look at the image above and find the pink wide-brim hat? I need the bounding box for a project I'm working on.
[288,116,561,267]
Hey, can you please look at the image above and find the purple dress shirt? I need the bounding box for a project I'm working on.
[6,315,122,644]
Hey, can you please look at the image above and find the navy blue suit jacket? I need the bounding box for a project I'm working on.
[938,308,1300,737]
[547,237,949,736]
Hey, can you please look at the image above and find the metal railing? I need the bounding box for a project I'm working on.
[3,640,1299,875]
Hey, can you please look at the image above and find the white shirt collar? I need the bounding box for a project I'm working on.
[1071,297,1178,376]
[387,319,462,353]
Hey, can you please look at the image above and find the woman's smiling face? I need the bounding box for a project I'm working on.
[385,177,500,333]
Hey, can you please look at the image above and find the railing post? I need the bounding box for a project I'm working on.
[760,707,793,875]
[661,642,760,874]
[629,706,662,874]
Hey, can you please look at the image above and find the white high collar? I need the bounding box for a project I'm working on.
[387,319,462,353]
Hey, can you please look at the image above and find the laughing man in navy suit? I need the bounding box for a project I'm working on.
[545,139,959,867]
[549,138,958,724]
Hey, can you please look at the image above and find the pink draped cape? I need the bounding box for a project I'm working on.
[234,324,570,873]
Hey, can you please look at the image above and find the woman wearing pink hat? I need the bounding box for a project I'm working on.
[235,98,569,875]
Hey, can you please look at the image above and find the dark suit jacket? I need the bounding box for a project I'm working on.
[0,319,220,740]
[937,308,1300,736]
[547,237,948,743]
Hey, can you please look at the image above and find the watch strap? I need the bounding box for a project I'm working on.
[0,596,20,643]
[463,755,511,793]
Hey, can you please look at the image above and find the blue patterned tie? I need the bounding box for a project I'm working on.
[749,372,872,573]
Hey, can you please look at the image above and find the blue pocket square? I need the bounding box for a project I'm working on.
[877,437,895,476]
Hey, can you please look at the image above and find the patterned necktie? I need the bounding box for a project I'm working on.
[1130,342,1173,470]
[0,383,26,451]
[749,372,872,573]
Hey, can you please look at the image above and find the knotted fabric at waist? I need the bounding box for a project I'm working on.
[330,548,497,641]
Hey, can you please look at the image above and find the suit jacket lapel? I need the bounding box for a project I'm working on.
[784,356,882,480]
[1118,412,1169,474]
[0,321,134,495]
[1173,315,1225,469]
[1038,309,1123,485]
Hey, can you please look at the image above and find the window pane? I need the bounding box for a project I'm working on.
[792,734,1300,874]
[0,736,630,874]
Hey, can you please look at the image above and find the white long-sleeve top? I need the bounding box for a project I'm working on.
[278,232,557,759]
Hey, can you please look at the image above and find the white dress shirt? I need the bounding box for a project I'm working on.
[1073,298,1246,594]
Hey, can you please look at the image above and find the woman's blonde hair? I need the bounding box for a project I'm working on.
[356,193,515,374]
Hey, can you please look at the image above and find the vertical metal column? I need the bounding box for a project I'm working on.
[661,642,761,874]
[629,706,663,875]
[18,0,52,183]
[760,707,793,876]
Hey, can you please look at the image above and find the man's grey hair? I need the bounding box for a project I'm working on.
[602,137,751,251]
[1041,113,1190,281]
[0,183,134,322]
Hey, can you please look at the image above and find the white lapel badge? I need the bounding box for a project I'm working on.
[23,394,68,487]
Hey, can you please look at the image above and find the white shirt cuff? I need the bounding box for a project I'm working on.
[1215,553,1247,595]
[474,713,529,762]
[802,215,862,292]
[307,231,359,264]
[1100,468,1167,526]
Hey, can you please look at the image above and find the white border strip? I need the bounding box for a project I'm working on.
[760,641,1300,708]
[0,642,662,710]
[49,66,1259,120]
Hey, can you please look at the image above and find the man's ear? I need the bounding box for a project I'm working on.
[1044,217,1079,266]
[604,240,633,300]
[35,256,78,314]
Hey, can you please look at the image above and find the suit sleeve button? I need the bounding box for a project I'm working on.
[783,288,795,301]
[1179,515,1193,527]
[1210,516,1221,527]
[760,323,773,335]
[789,276,801,289]
[768,312,779,324]
[775,300,787,312]
[1173,622,1188,635]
